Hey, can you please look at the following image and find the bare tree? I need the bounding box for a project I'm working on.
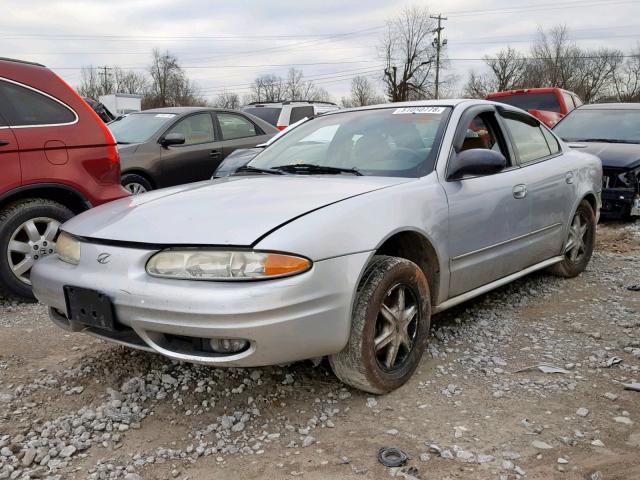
[485,47,527,91]
[250,74,285,102]
[527,25,583,89]
[113,67,147,95]
[462,71,494,98]
[381,6,438,101]
[144,49,205,108]
[77,66,112,99]
[342,76,384,107]
[612,44,640,101]
[214,90,241,109]
[572,48,623,102]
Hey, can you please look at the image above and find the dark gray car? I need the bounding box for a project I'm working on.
[108,107,277,193]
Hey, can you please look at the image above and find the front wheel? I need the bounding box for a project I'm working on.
[329,256,431,394]
[0,199,73,300]
[548,200,596,278]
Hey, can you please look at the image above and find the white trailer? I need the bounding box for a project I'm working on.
[98,93,142,115]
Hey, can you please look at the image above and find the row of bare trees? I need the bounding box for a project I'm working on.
[78,50,206,109]
[464,26,640,102]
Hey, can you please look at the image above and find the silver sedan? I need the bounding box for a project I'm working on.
[31,100,602,393]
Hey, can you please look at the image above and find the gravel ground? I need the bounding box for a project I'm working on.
[1,222,639,480]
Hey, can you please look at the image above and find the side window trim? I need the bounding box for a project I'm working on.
[161,112,217,147]
[0,77,78,129]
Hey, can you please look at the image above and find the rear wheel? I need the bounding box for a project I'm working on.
[549,200,596,278]
[329,256,431,394]
[121,173,152,195]
[0,199,73,300]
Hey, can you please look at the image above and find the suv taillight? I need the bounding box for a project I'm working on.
[84,145,121,185]
[276,125,287,131]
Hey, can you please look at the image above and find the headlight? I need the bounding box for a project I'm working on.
[146,250,311,280]
[55,232,80,265]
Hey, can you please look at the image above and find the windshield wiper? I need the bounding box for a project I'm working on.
[272,163,362,176]
[575,138,640,144]
[234,165,283,175]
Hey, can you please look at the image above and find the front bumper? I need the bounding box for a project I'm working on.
[601,187,640,218]
[31,241,371,366]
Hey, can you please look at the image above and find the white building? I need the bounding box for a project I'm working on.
[98,93,142,115]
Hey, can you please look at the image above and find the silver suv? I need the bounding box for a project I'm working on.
[243,100,339,130]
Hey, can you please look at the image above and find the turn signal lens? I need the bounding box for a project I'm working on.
[146,250,311,281]
[55,232,80,265]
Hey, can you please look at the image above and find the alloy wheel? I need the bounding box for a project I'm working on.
[124,182,148,195]
[374,283,419,371]
[7,217,60,285]
[564,211,589,263]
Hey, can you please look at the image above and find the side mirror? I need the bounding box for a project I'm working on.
[448,148,506,180]
[161,132,186,147]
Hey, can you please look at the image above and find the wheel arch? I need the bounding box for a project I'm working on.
[121,169,156,189]
[0,183,91,214]
[372,229,441,307]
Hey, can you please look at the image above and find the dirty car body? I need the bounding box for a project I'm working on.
[553,103,640,219]
[31,100,602,393]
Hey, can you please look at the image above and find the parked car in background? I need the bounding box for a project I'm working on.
[32,100,601,393]
[554,103,640,219]
[486,87,582,128]
[213,116,309,178]
[108,107,277,194]
[0,57,128,300]
[243,100,339,130]
[83,97,116,123]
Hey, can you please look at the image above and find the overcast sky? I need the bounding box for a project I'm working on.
[3,0,639,103]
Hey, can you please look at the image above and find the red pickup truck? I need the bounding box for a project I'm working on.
[486,87,583,128]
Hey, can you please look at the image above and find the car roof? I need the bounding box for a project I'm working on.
[322,99,480,115]
[577,103,640,110]
[0,57,46,68]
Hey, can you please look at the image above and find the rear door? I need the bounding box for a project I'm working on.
[441,105,533,297]
[500,111,574,263]
[215,112,272,159]
[157,112,222,187]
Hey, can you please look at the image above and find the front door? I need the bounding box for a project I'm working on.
[158,112,222,187]
[441,106,532,297]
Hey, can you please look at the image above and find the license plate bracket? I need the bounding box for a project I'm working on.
[64,286,115,331]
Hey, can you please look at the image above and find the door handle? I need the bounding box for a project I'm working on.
[512,184,527,199]
[209,150,222,159]
[0,139,9,147]
[565,172,574,184]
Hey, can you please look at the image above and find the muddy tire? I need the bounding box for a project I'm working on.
[548,200,596,278]
[0,198,73,301]
[329,256,431,394]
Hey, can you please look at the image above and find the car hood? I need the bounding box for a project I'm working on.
[63,175,411,245]
[569,142,640,169]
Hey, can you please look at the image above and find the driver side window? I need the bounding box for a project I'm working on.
[461,113,509,158]
[166,113,215,146]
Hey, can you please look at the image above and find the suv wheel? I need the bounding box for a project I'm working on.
[329,256,431,394]
[0,199,73,301]
[121,173,152,195]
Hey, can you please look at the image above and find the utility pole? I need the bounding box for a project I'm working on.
[98,66,112,96]
[430,14,447,100]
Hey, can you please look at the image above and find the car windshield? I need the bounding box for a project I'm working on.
[248,106,451,178]
[108,112,176,144]
[243,107,282,126]
[491,93,561,113]
[554,109,640,143]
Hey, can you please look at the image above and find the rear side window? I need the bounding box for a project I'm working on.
[0,79,76,127]
[503,117,552,164]
[243,107,281,126]
[290,106,314,124]
[218,113,258,140]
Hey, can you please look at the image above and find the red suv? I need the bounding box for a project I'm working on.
[0,58,128,300]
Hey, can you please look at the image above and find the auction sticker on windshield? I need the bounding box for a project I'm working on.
[393,107,446,115]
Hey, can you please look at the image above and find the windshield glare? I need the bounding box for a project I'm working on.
[554,109,640,143]
[248,107,451,177]
[108,113,176,144]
